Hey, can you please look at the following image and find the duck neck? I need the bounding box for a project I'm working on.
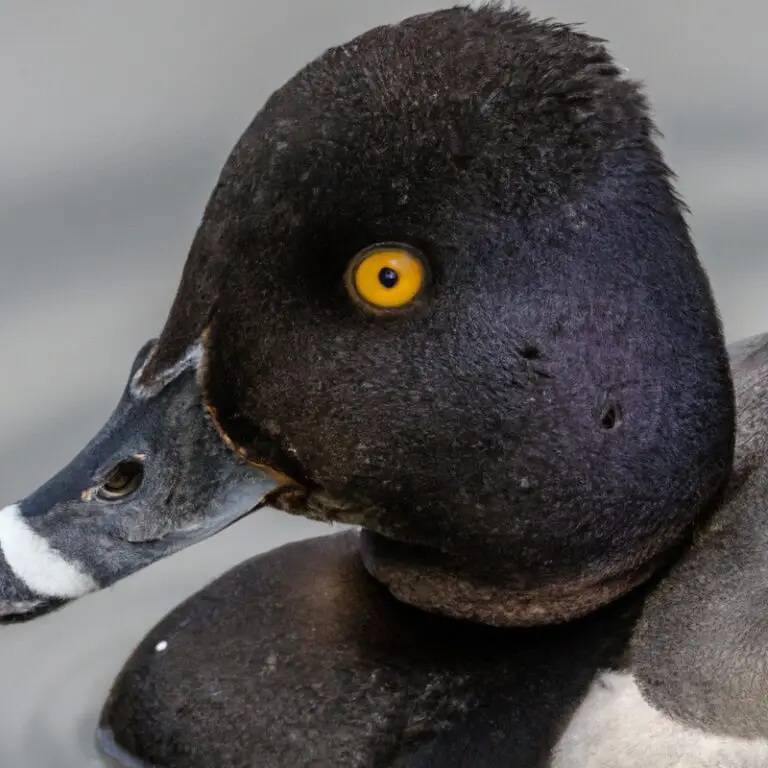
[358,530,667,627]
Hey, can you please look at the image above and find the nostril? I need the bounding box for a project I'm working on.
[97,459,145,501]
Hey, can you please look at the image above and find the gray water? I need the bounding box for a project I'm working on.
[0,1,766,765]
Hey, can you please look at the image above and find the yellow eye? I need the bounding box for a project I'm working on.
[345,244,427,312]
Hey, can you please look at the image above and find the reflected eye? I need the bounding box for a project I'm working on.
[345,243,427,312]
[97,459,144,501]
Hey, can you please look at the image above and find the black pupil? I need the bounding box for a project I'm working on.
[378,267,399,289]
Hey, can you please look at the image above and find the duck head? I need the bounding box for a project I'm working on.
[0,5,735,626]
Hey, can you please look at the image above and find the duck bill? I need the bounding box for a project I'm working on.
[0,340,296,621]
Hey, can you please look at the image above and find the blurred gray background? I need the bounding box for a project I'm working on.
[0,1,766,766]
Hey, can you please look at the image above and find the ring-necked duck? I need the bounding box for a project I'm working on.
[0,5,737,766]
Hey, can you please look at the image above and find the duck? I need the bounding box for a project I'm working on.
[550,331,768,768]
[0,4,736,766]
[98,525,643,767]
[97,333,768,768]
